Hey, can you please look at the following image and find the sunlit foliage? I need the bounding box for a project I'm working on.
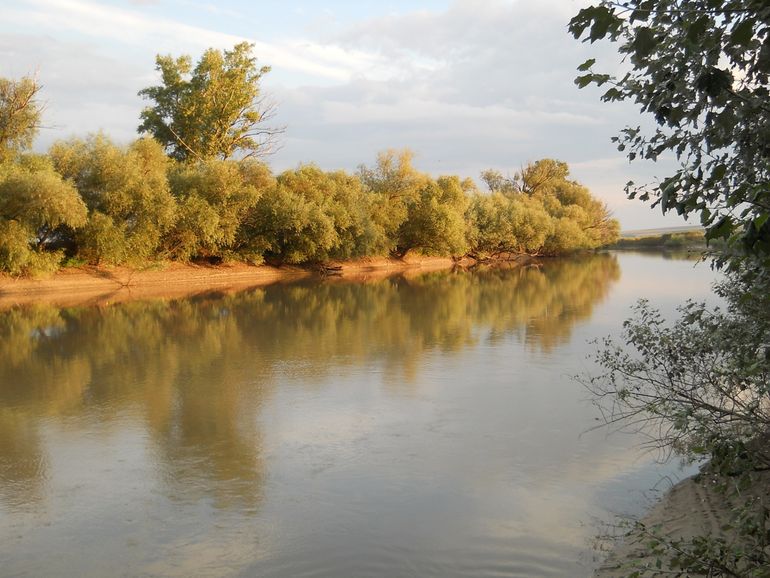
[246,165,384,263]
[474,159,619,256]
[138,42,279,161]
[50,135,176,264]
[0,60,617,276]
[166,158,272,261]
[0,76,41,163]
[0,156,87,275]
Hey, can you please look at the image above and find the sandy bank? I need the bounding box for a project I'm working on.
[0,256,467,309]
[596,467,770,576]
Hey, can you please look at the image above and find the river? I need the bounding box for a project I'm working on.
[0,251,718,577]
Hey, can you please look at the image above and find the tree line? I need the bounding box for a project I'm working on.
[0,43,618,276]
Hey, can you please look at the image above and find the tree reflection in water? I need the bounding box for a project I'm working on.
[0,253,619,511]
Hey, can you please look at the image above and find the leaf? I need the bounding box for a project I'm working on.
[601,87,622,101]
[569,6,622,43]
[696,67,733,98]
[686,15,710,44]
[575,74,594,89]
[633,27,657,59]
[730,19,754,48]
[577,58,596,72]
[706,216,733,241]
[711,164,727,181]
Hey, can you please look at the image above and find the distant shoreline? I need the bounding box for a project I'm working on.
[0,255,514,310]
[609,229,708,252]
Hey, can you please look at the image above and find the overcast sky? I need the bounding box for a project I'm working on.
[0,0,691,230]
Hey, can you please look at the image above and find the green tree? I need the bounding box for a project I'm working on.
[359,149,428,254]
[0,76,41,163]
[138,42,280,161]
[50,135,177,264]
[245,165,383,264]
[395,175,471,257]
[166,158,272,261]
[477,159,618,255]
[0,156,87,275]
[572,2,770,573]
[569,0,770,263]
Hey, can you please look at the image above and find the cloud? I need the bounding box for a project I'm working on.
[266,0,686,229]
[0,0,689,229]
[6,0,384,82]
[270,0,625,169]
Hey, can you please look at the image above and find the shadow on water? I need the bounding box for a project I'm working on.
[0,253,619,514]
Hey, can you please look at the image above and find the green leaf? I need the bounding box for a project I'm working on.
[577,58,596,72]
[569,5,622,43]
[633,27,657,59]
[706,216,733,241]
[711,164,727,181]
[730,20,754,47]
[686,15,710,44]
[575,74,594,89]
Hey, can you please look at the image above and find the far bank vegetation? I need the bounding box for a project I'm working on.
[0,43,619,277]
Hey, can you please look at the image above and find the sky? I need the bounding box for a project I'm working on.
[0,0,692,230]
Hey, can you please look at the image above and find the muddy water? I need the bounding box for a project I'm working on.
[0,252,716,577]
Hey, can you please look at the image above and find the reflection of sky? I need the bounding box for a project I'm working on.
[0,252,718,577]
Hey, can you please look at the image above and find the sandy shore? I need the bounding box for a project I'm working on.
[0,256,465,309]
[596,467,770,576]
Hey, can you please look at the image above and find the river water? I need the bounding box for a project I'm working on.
[0,252,717,577]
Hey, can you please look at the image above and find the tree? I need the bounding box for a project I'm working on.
[49,135,177,264]
[468,192,555,257]
[244,165,383,264]
[395,175,472,258]
[0,76,42,163]
[359,149,429,254]
[0,155,87,275]
[477,159,619,255]
[569,1,770,264]
[571,2,770,573]
[166,158,272,261]
[138,42,280,162]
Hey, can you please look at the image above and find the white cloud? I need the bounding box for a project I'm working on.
[7,0,385,82]
[0,0,691,229]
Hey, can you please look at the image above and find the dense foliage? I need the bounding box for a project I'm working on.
[138,42,280,161]
[570,0,770,266]
[0,47,618,276]
[572,1,770,575]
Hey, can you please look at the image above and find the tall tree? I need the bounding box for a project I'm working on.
[0,76,42,163]
[166,158,271,261]
[138,42,280,161]
[358,149,430,255]
[478,159,619,255]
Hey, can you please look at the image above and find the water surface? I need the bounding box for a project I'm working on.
[0,252,717,577]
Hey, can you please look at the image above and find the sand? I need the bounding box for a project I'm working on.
[596,467,770,576]
[0,256,465,309]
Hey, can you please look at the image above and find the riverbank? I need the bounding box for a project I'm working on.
[596,466,770,576]
[610,230,707,251]
[0,255,483,309]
